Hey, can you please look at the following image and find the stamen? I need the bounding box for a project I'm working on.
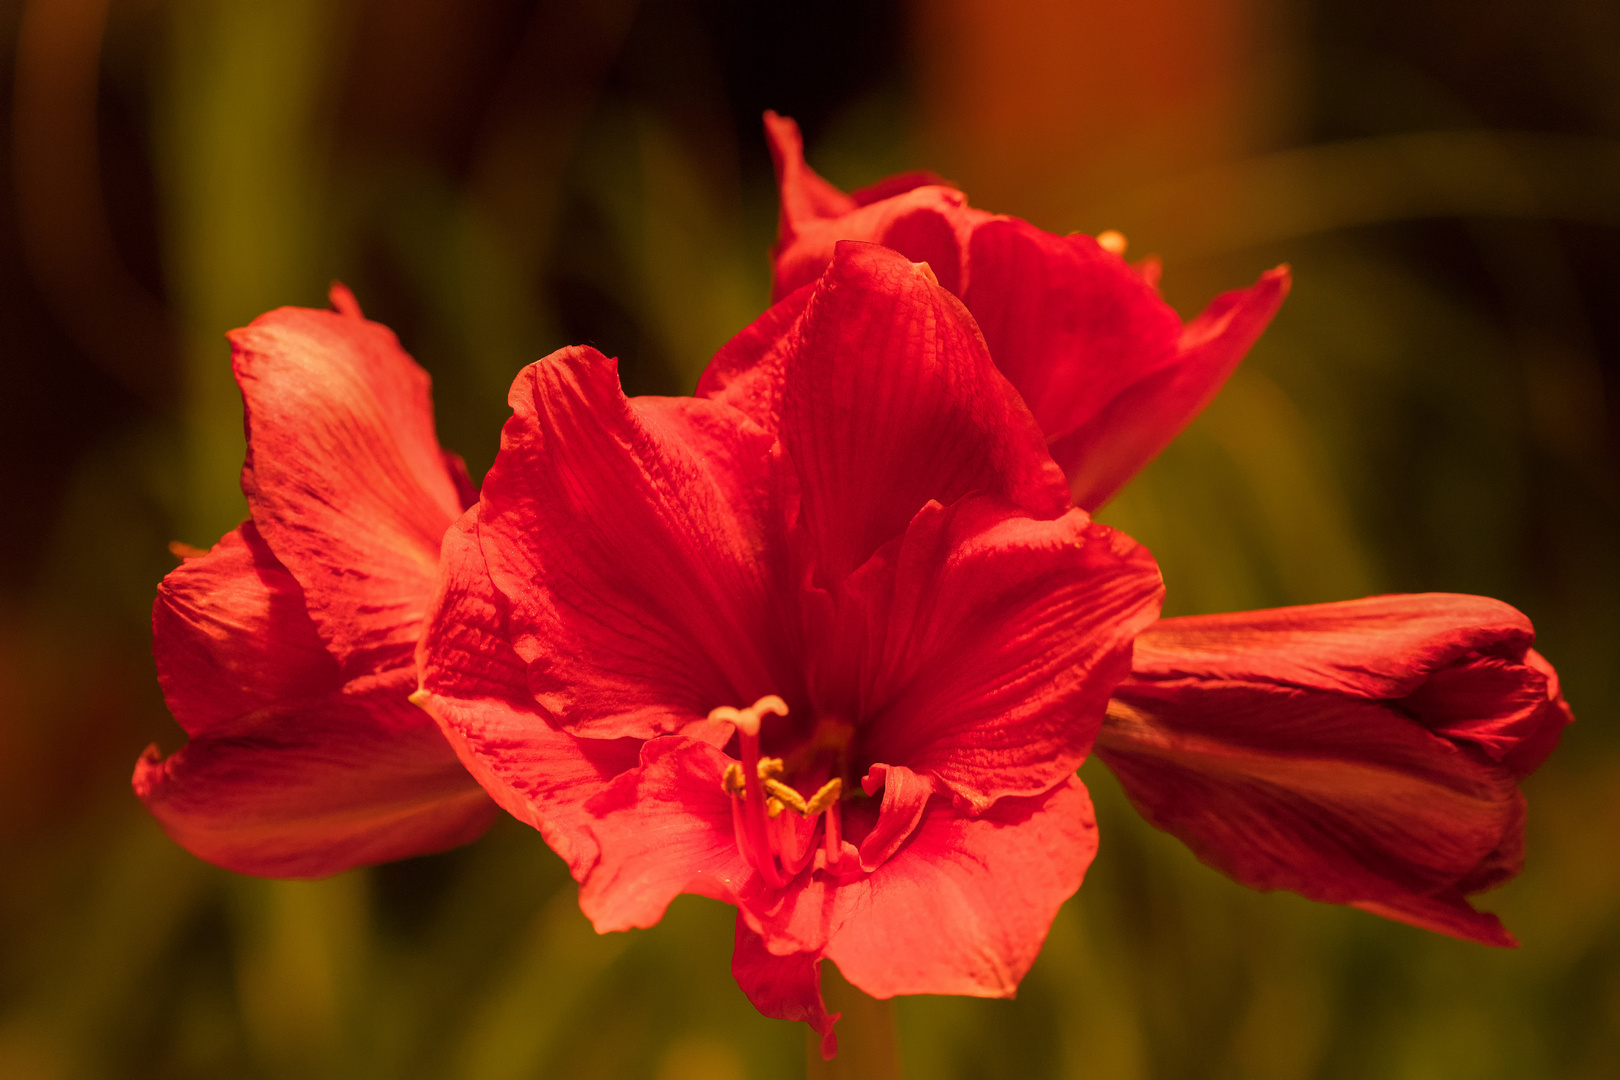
[804,778,841,816]
[1096,229,1128,255]
[709,696,853,886]
[763,778,809,815]
[710,695,790,889]
[823,799,844,866]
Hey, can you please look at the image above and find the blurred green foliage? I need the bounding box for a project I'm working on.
[1,0,1617,1078]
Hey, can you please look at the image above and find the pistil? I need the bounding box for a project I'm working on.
[710,696,849,887]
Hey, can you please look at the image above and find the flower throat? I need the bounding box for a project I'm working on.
[711,695,851,888]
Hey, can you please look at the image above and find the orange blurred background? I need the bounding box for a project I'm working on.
[2,1,1618,1077]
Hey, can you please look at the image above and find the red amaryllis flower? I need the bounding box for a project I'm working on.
[1099,595,1572,946]
[414,243,1165,1056]
[134,286,496,876]
[764,111,1290,511]
[766,113,1571,944]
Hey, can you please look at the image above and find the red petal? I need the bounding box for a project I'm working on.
[1132,593,1536,696]
[852,168,956,205]
[1500,649,1575,777]
[759,130,1290,509]
[414,512,639,878]
[1054,266,1290,509]
[732,917,839,1060]
[764,110,857,243]
[856,763,936,870]
[763,114,978,302]
[575,736,756,932]
[132,671,495,878]
[1097,681,1523,946]
[230,298,468,677]
[1352,891,1514,946]
[1131,595,1571,773]
[772,190,975,302]
[963,219,1183,448]
[1403,655,1567,775]
[822,498,1162,811]
[693,285,813,432]
[824,776,1098,998]
[152,522,340,736]
[783,242,1070,590]
[478,346,797,741]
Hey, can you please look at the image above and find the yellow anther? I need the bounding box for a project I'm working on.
[721,762,746,796]
[763,778,809,815]
[804,778,842,816]
[911,260,939,287]
[757,757,785,781]
[707,694,789,737]
[766,797,786,819]
[1096,230,1127,255]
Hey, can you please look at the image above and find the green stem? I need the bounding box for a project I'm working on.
[807,964,902,1080]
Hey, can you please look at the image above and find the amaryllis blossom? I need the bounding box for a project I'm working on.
[135,285,495,876]
[414,242,1165,1056]
[1101,596,1572,946]
[765,111,1290,511]
[767,114,1571,943]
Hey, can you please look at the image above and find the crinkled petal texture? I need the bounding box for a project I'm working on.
[231,286,471,676]
[1097,594,1573,946]
[138,287,495,877]
[413,511,641,879]
[763,111,1290,510]
[427,244,1163,1051]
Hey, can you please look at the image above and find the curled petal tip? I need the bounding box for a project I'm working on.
[328,281,362,318]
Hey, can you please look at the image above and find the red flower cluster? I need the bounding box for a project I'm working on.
[135,287,494,875]
[137,117,1571,1056]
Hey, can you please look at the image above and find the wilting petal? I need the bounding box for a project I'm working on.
[1402,651,1572,778]
[478,346,797,741]
[153,522,340,736]
[825,776,1098,999]
[414,512,638,878]
[1097,684,1521,945]
[133,670,496,878]
[1129,594,1572,769]
[783,242,1070,589]
[732,917,839,1060]
[1099,596,1573,946]
[1131,594,1530,689]
[230,286,471,677]
[1501,650,1574,777]
[576,736,757,932]
[821,497,1161,811]
[1052,266,1290,510]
